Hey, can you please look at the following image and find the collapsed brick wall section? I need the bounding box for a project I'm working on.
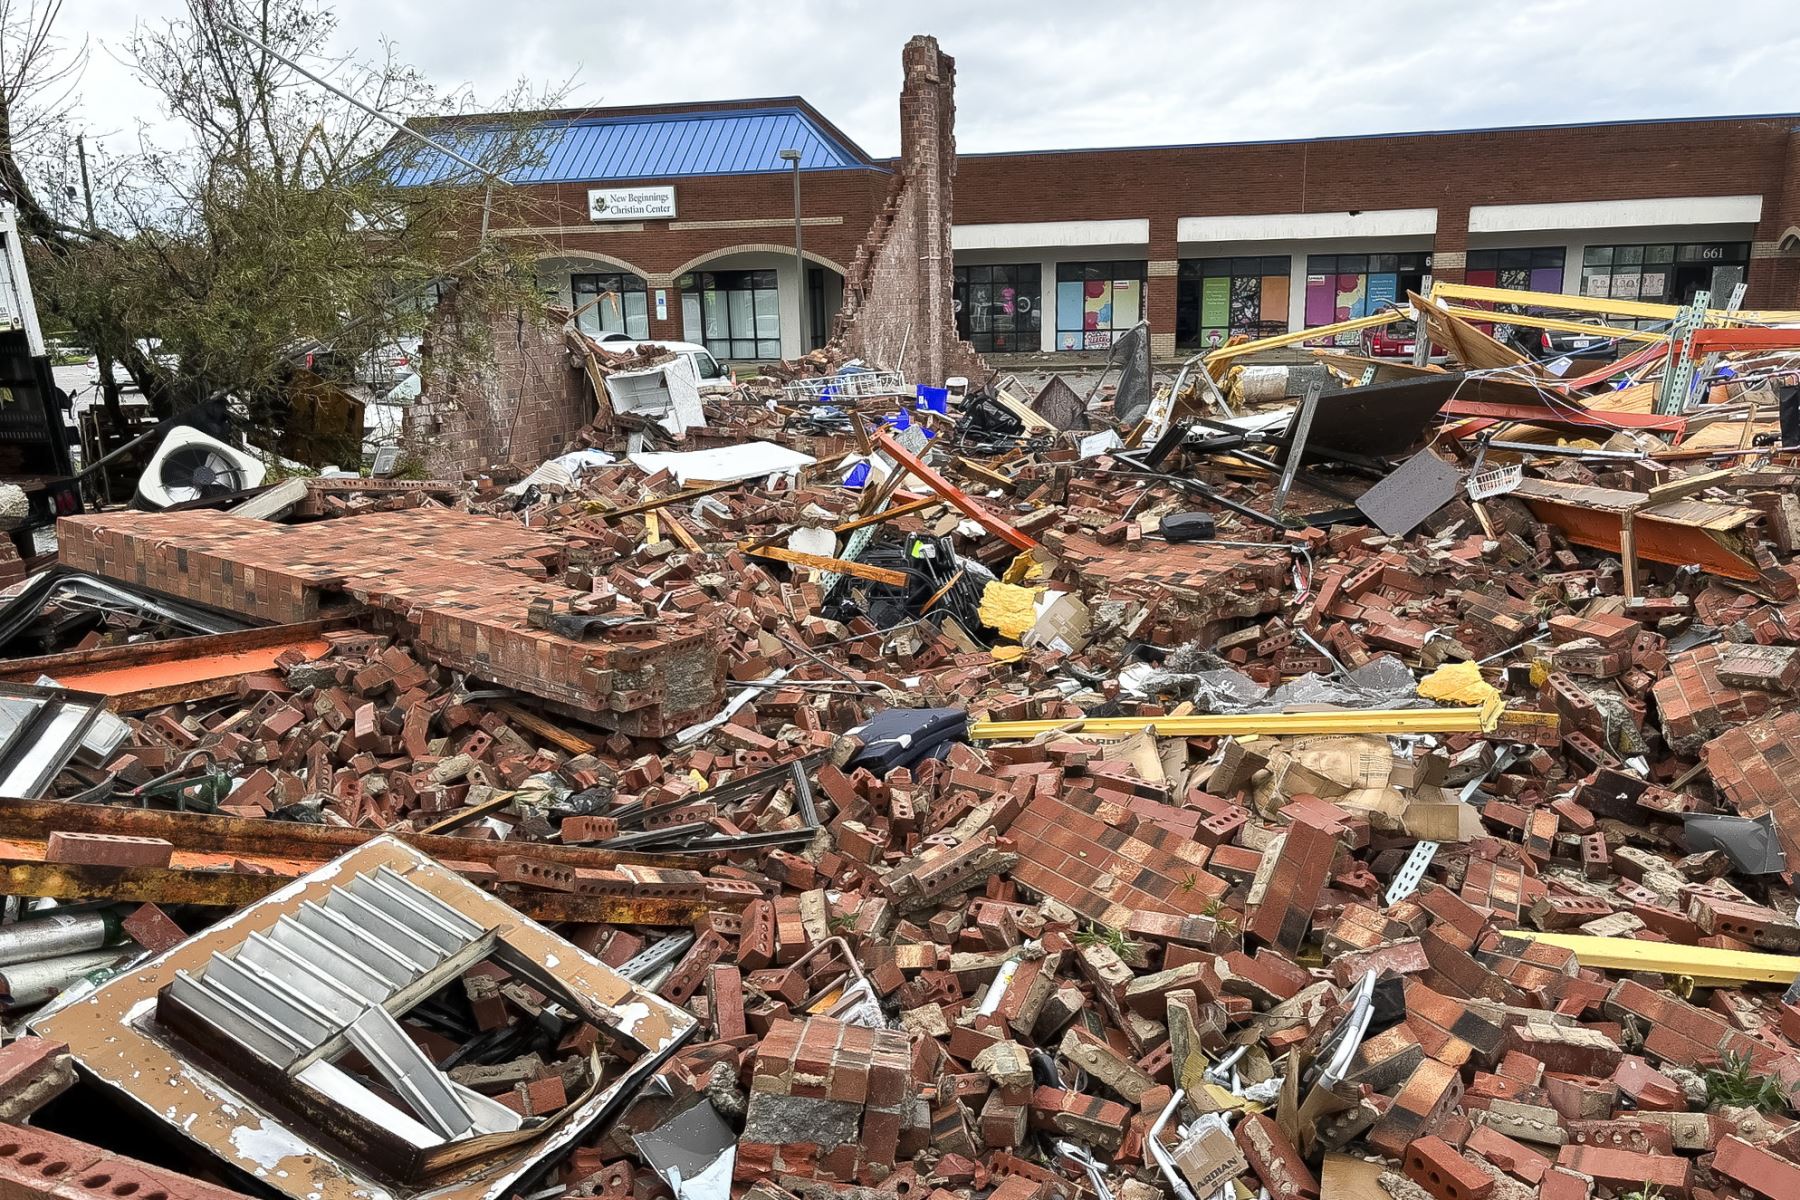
[830,36,986,386]
[405,284,591,476]
[57,510,725,738]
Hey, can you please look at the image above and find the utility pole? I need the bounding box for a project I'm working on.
[76,135,123,435]
[780,149,808,352]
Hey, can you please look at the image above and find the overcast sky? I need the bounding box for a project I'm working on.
[58,0,1800,159]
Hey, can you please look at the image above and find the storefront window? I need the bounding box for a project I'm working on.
[1580,243,1747,309]
[1176,257,1290,350]
[954,264,1041,353]
[1055,261,1146,351]
[1465,248,1565,294]
[678,269,781,360]
[572,272,649,339]
[1465,248,1565,342]
[1303,253,1430,344]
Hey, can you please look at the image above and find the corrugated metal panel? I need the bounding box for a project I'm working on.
[388,107,868,186]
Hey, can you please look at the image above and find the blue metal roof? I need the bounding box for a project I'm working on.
[388,106,870,186]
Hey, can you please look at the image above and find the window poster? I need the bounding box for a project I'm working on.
[1200,276,1230,328]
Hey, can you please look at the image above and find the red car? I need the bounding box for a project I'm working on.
[1363,321,1419,358]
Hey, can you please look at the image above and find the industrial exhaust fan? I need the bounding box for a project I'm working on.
[135,427,267,509]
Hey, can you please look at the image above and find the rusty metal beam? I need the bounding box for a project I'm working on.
[0,848,718,925]
[0,862,715,924]
[486,888,716,925]
[0,861,290,907]
[0,797,703,870]
[1438,397,1688,433]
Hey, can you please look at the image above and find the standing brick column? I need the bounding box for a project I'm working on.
[1148,220,1181,359]
[1747,128,1800,309]
[1433,206,1470,288]
[831,37,985,383]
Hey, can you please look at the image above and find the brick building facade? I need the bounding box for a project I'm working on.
[401,48,1800,368]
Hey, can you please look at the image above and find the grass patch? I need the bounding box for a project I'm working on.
[1072,923,1141,959]
[1703,1052,1788,1113]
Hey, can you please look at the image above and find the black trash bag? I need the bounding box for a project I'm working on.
[844,706,969,773]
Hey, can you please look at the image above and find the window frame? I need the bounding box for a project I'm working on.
[1302,252,1432,343]
[954,262,1043,354]
[1054,260,1147,351]
[681,269,783,361]
[571,271,650,340]
[1175,256,1291,349]
[1577,242,1749,309]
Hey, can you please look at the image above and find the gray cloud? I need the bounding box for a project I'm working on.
[57,0,1800,161]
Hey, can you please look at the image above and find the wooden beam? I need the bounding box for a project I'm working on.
[416,793,514,836]
[490,700,599,754]
[1644,467,1739,504]
[831,495,943,533]
[743,545,910,585]
[989,385,1055,433]
[557,480,740,527]
[955,456,1019,491]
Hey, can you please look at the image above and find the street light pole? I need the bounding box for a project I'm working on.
[779,149,807,352]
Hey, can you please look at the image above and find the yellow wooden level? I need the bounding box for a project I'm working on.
[1431,282,1800,326]
[1203,310,1407,368]
[1435,304,1665,344]
[1509,930,1800,986]
[968,706,1497,740]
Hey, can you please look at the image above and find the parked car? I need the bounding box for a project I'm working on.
[85,340,178,390]
[591,338,730,390]
[1503,316,1623,363]
[356,338,420,388]
[1363,320,1419,359]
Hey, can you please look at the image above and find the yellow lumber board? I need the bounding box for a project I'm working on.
[1510,930,1800,985]
[744,544,910,586]
[968,706,1497,740]
[1203,311,1406,368]
[1436,305,1666,344]
[1434,281,1800,325]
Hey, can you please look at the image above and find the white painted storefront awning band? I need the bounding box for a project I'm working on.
[951,219,1150,250]
[1467,196,1763,234]
[1176,209,1438,243]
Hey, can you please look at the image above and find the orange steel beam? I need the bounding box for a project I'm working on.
[1689,327,1800,352]
[0,621,354,711]
[1561,341,1672,389]
[1515,497,1760,581]
[874,431,1039,552]
[45,640,331,698]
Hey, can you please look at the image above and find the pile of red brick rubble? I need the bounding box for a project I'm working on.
[5,358,1800,1200]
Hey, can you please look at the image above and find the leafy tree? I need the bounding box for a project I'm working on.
[0,0,564,432]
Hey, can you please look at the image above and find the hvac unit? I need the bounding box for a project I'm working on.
[136,428,267,509]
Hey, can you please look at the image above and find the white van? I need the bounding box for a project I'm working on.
[591,335,729,391]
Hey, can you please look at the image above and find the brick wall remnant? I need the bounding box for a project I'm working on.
[404,284,591,477]
[830,36,985,386]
